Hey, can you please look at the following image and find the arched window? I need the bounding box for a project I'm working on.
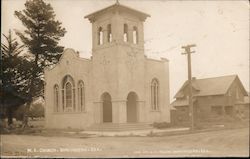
[151,78,159,110]
[65,82,72,109]
[98,27,103,45]
[62,75,75,112]
[133,26,138,44]
[78,81,85,112]
[124,24,128,42]
[54,84,59,112]
[107,24,112,43]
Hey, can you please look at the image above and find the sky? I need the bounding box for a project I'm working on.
[2,0,249,101]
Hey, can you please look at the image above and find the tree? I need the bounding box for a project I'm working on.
[14,0,66,126]
[1,29,31,125]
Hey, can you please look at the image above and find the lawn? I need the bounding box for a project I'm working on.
[1,127,249,157]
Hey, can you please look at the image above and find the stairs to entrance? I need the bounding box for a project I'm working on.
[85,122,153,132]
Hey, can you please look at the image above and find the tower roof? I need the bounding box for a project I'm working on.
[84,2,150,22]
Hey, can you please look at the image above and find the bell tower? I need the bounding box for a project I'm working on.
[84,1,150,53]
[84,2,150,104]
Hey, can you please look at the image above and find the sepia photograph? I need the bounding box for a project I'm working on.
[1,0,249,158]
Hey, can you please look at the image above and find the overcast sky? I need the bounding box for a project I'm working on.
[2,0,249,101]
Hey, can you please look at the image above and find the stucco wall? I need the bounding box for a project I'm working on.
[44,49,94,129]
[145,58,170,123]
[45,48,171,128]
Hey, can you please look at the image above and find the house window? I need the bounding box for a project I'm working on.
[62,75,75,112]
[211,106,223,116]
[78,81,85,111]
[124,24,128,42]
[151,78,159,110]
[54,85,59,112]
[107,24,112,43]
[98,27,103,45]
[133,26,138,44]
[180,107,186,112]
[225,106,233,116]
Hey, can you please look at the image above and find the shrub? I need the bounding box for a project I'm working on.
[28,103,44,118]
[13,103,45,121]
[152,122,172,129]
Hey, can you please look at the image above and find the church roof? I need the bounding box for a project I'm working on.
[84,1,150,22]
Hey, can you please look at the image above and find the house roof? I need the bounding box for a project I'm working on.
[174,75,248,98]
[84,1,150,22]
[171,99,189,107]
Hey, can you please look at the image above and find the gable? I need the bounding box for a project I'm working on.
[44,48,80,72]
[227,76,248,96]
[84,3,150,22]
[59,48,79,61]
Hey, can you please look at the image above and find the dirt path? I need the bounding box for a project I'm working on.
[1,127,249,157]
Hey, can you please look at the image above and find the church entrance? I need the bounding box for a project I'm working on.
[126,92,138,123]
[102,92,112,123]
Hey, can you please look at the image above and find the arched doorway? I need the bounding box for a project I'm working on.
[101,92,112,123]
[126,92,138,123]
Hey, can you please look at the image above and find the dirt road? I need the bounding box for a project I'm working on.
[1,127,249,157]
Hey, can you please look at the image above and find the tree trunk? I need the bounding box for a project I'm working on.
[22,46,40,128]
[7,106,13,126]
[22,102,31,128]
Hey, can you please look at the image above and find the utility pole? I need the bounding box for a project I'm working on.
[181,44,196,131]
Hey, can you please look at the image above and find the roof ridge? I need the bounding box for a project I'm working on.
[194,74,237,81]
[84,1,150,20]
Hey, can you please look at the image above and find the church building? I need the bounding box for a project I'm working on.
[44,2,170,129]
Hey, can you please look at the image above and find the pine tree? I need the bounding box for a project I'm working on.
[14,0,66,126]
[1,29,31,125]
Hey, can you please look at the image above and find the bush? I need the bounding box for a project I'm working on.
[13,103,45,121]
[152,122,173,129]
[28,103,44,118]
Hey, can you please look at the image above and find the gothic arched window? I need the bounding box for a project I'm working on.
[54,84,59,112]
[78,81,85,111]
[151,78,159,110]
[133,26,138,44]
[62,75,75,112]
[107,24,112,43]
[124,24,128,42]
[65,82,73,109]
[98,27,103,45]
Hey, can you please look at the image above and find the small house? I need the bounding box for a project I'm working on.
[171,75,248,124]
